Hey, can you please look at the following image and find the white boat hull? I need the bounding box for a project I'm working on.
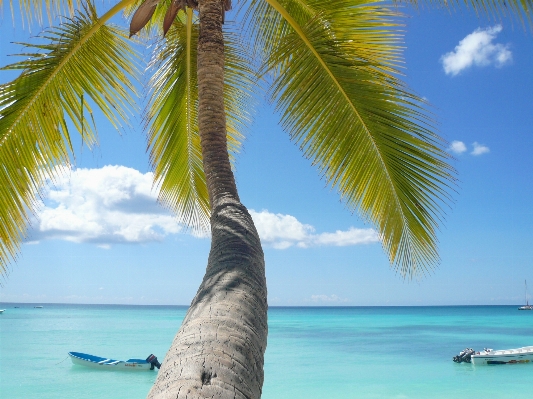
[471,346,533,365]
[69,352,153,371]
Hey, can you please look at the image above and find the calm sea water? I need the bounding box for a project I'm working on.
[1,304,532,399]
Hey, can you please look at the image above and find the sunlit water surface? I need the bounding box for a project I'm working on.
[1,304,532,398]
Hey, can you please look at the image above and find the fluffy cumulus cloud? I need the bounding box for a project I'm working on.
[249,210,379,249]
[441,25,512,76]
[30,166,380,249]
[447,140,490,156]
[30,166,181,245]
[471,142,490,156]
[448,140,467,155]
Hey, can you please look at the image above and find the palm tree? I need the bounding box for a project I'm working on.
[0,0,529,397]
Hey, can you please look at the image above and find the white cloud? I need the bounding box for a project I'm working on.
[28,166,379,250]
[441,25,512,76]
[310,294,348,303]
[250,210,312,243]
[249,210,379,249]
[30,166,181,245]
[471,142,490,156]
[448,140,467,154]
[448,140,490,156]
[313,228,380,247]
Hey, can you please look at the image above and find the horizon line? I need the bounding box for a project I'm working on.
[0,301,524,308]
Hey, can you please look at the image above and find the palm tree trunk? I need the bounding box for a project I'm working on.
[147,1,268,398]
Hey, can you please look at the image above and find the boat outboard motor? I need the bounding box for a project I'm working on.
[453,348,475,363]
[146,354,161,370]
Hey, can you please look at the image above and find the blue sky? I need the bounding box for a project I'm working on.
[1,3,532,306]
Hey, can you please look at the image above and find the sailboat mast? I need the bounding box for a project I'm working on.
[518,280,532,310]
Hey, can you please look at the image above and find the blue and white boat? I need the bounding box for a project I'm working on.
[0,309,5,314]
[68,352,161,371]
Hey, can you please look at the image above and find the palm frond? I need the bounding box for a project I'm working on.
[397,0,533,27]
[0,2,137,274]
[3,0,144,29]
[246,0,456,277]
[146,9,256,233]
[147,9,208,231]
[3,0,78,25]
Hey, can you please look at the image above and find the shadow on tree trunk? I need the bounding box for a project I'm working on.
[148,198,268,399]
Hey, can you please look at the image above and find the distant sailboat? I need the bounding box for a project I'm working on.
[518,280,533,310]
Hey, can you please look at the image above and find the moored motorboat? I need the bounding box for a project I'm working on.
[454,346,533,365]
[0,309,5,314]
[452,348,475,363]
[68,352,161,371]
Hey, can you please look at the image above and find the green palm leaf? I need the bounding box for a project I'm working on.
[398,0,532,27]
[246,0,456,277]
[2,0,78,24]
[0,2,137,273]
[147,9,255,232]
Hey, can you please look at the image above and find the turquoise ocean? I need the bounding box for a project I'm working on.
[1,304,532,399]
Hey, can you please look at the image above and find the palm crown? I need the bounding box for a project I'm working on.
[0,0,530,276]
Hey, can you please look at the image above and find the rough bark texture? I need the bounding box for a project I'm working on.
[146,0,268,398]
